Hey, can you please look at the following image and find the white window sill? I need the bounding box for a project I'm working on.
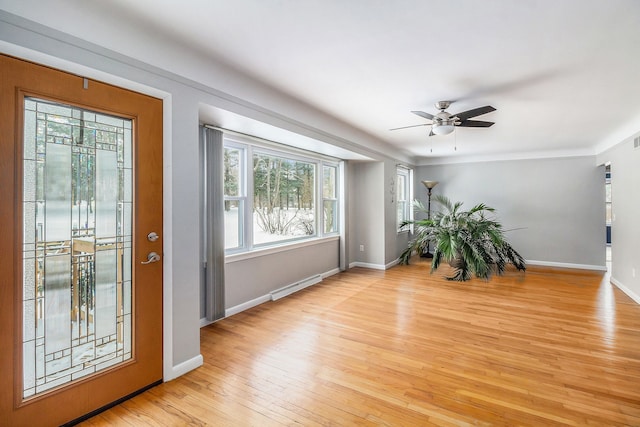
[225,235,340,264]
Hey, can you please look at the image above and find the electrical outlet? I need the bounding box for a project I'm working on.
[359,245,365,252]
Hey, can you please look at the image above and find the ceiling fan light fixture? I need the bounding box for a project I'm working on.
[431,123,455,135]
[395,102,496,138]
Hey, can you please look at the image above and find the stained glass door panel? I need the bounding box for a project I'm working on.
[22,98,133,399]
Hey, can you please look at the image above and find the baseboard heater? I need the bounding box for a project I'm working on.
[270,274,323,301]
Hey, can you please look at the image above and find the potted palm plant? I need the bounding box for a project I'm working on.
[400,195,526,281]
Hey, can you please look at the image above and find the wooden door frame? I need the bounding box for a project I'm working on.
[0,54,165,426]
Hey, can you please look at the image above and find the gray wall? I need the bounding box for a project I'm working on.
[384,159,402,265]
[597,133,640,301]
[168,92,202,368]
[349,161,385,265]
[0,11,407,379]
[348,159,411,268]
[4,8,634,386]
[225,239,339,308]
[416,156,605,268]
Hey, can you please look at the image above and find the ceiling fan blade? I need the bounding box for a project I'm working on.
[389,123,430,131]
[452,105,496,121]
[411,110,435,120]
[457,120,495,128]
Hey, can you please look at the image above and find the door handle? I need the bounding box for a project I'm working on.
[141,252,161,264]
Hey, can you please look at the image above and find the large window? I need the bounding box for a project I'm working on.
[323,165,338,233]
[223,144,245,250]
[397,166,413,231]
[224,137,339,253]
[253,152,315,245]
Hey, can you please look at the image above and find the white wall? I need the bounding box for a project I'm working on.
[597,134,640,303]
[416,156,605,269]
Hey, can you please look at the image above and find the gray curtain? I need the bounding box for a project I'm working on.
[202,126,225,321]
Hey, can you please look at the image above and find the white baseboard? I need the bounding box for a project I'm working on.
[610,277,640,305]
[225,294,271,318]
[322,268,341,279]
[349,261,386,270]
[386,258,400,269]
[348,260,399,270]
[526,260,607,271]
[165,354,203,381]
[271,274,322,301]
[351,259,606,272]
[200,317,221,328]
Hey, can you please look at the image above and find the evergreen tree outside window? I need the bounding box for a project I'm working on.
[323,165,338,234]
[223,145,245,250]
[222,136,339,253]
[253,152,315,245]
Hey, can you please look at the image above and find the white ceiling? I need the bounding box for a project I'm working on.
[3,0,640,162]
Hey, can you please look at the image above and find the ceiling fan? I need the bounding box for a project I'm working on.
[391,101,496,136]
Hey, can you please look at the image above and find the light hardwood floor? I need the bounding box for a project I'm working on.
[81,260,640,426]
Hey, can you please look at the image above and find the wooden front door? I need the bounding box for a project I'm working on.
[0,54,163,426]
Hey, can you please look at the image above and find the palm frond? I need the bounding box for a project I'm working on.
[400,196,526,281]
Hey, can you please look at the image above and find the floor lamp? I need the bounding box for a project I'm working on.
[420,180,438,258]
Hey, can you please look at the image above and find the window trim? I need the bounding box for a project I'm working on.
[396,166,413,233]
[321,163,339,235]
[225,235,339,263]
[223,134,341,255]
[222,141,247,253]
[251,148,317,248]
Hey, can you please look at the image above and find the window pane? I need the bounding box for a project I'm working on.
[397,201,407,226]
[324,200,337,233]
[605,203,612,224]
[396,168,411,231]
[23,98,132,399]
[224,147,241,197]
[224,199,243,250]
[253,153,315,245]
[397,174,406,200]
[323,165,336,198]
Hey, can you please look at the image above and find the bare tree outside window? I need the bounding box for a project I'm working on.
[222,137,339,253]
[253,153,315,244]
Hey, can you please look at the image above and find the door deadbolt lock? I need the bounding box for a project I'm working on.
[141,252,161,264]
[147,232,159,242]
